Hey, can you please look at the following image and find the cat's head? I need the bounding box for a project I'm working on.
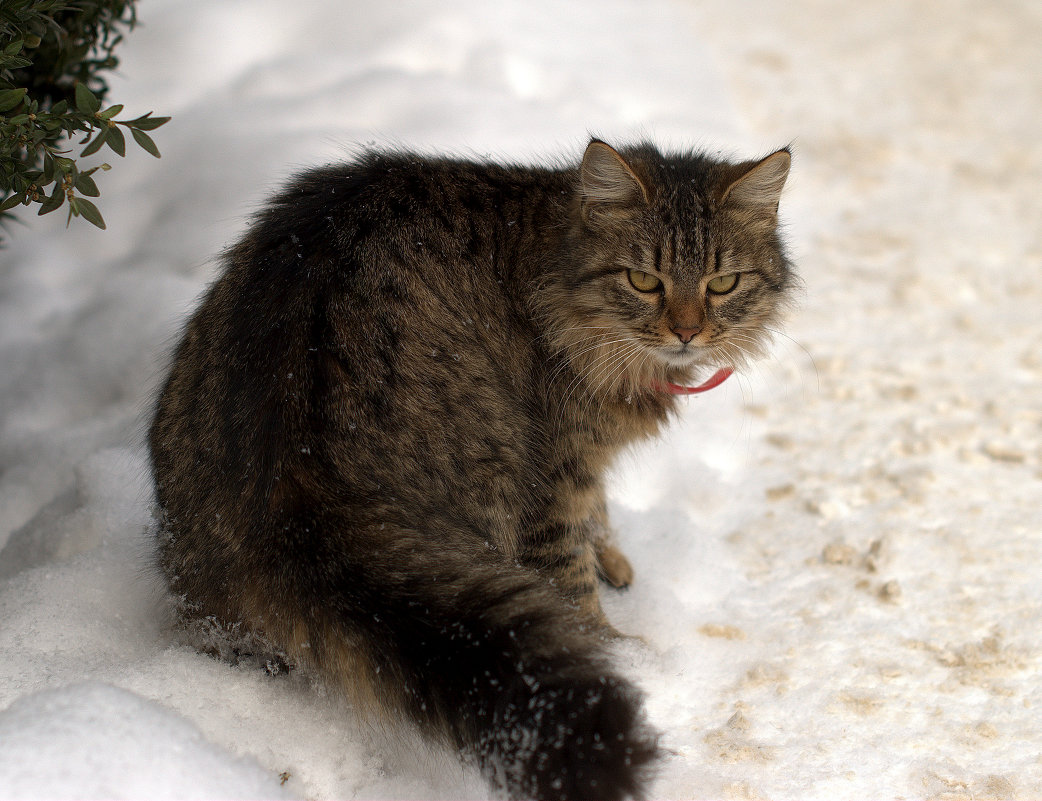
[553,139,795,396]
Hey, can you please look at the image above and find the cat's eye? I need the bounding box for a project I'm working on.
[706,273,739,295]
[627,269,663,293]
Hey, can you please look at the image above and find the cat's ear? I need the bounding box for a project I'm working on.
[580,140,649,223]
[720,149,791,213]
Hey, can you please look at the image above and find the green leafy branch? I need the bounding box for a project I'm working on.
[0,1,169,236]
[1,79,168,229]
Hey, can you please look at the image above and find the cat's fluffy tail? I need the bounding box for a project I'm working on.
[265,523,661,801]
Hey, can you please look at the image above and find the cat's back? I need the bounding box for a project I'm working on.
[184,151,569,366]
[169,151,560,360]
[151,152,567,539]
[236,150,566,266]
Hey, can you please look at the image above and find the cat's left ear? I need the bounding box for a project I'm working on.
[720,149,791,214]
[580,140,649,224]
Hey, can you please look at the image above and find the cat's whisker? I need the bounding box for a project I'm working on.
[562,334,641,378]
[762,325,821,396]
[553,347,615,436]
[726,324,820,399]
[720,335,766,364]
[711,343,757,420]
[731,323,814,366]
[586,338,643,421]
[559,336,645,437]
[549,334,644,411]
[545,333,636,388]
[595,347,644,423]
[556,339,639,435]
[630,347,661,410]
[545,328,632,364]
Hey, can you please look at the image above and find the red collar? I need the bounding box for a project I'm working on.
[652,367,734,395]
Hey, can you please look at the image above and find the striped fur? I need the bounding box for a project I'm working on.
[149,140,793,799]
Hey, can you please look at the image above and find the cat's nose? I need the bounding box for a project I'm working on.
[671,326,701,344]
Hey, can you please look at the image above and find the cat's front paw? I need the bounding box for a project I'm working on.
[595,543,634,588]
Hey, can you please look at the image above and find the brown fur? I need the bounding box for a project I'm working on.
[149,139,794,800]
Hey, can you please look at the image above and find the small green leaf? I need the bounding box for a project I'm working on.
[74,83,101,114]
[38,185,65,215]
[130,126,161,158]
[50,100,68,116]
[126,114,171,131]
[3,41,23,56]
[80,130,107,157]
[72,197,106,229]
[0,88,27,113]
[75,172,100,197]
[0,194,23,212]
[42,153,55,184]
[105,125,126,157]
[98,104,124,120]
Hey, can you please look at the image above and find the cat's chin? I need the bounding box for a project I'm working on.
[656,346,710,370]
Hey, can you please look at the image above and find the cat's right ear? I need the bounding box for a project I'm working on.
[580,140,649,225]
[719,148,791,214]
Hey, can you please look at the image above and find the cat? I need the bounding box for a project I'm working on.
[148,138,793,800]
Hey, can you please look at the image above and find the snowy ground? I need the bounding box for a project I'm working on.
[2,0,1041,798]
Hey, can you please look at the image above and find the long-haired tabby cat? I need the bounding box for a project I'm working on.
[149,138,793,800]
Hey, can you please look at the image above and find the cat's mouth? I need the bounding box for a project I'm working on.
[658,342,703,365]
[643,340,735,394]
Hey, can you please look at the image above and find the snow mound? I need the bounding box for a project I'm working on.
[0,682,287,800]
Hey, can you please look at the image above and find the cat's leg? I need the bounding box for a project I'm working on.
[519,521,611,633]
[588,497,634,589]
[520,518,651,643]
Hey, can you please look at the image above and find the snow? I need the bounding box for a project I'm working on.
[0,683,287,799]
[2,0,1041,798]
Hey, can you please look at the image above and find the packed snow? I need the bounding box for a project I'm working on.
[2,0,1041,798]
